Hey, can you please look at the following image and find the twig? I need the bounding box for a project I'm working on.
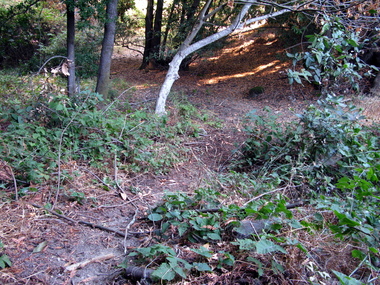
[124,207,138,254]
[65,253,116,271]
[31,203,148,237]
[3,163,18,200]
[102,86,135,114]
[78,166,117,192]
[36,55,68,74]
[244,185,301,205]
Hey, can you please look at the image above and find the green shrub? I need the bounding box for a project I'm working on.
[0,1,63,68]
[0,88,188,183]
[29,28,102,78]
[287,15,377,95]
[238,95,379,193]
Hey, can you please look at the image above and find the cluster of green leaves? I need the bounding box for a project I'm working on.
[0,240,11,269]
[127,187,306,282]
[29,27,103,78]
[0,79,195,184]
[287,15,377,94]
[127,244,212,281]
[317,161,380,268]
[240,95,378,193]
[0,0,64,68]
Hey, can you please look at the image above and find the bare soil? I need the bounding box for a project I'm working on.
[1,29,379,285]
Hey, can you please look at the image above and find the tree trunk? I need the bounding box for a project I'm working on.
[96,0,119,96]
[151,0,163,56]
[162,0,179,50]
[140,0,154,70]
[154,4,292,115]
[67,2,76,96]
[371,72,380,96]
[140,0,164,70]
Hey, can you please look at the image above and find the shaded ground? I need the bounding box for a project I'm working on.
[1,28,379,284]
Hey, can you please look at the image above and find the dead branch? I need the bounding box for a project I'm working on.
[65,253,116,271]
[36,55,68,75]
[31,203,149,237]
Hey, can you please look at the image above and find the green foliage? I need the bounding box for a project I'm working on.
[315,160,380,270]
[128,244,210,281]
[0,76,190,183]
[30,28,103,78]
[68,190,87,205]
[128,187,304,282]
[267,12,318,46]
[0,240,12,269]
[0,0,64,68]
[287,15,377,94]
[239,95,378,192]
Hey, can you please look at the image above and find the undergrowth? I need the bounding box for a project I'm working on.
[0,74,202,186]
[125,95,380,284]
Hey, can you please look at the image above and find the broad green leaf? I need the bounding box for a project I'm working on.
[255,239,287,254]
[351,249,365,260]
[334,211,360,227]
[147,213,163,222]
[172,263,187,278]
[247,257,263,276]
[232,238,256,250]
[346,39,359,47]
[332,270,365,285]
[272,260,284,274]
[152,263,176,281]
[177,223,188,236]
[369,247,379,254]
[193,262,212,271]
[207,232,221,240]
[191,246,213,258]
[0,254,12,268]
[167,256,192,270]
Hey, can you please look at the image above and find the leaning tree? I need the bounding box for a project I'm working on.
[154,0,379,115]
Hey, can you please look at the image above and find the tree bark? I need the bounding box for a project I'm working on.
[67,2,76,96]
[140,0,154,69]
[95,0,119,96]
[151,0,164,56]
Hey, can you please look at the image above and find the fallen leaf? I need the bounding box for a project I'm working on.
[33,241,47,253]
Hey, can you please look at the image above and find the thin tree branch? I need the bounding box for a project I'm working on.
[36,55,68,75]
[31,203,148,237]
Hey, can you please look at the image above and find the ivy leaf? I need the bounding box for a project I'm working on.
[152,263,176,281]
[0,254,12,268]
[332,270,365,285]
[191,246,213,258]
[147,213,163,222]
[193,262,212,271]
[255,239,287,254]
